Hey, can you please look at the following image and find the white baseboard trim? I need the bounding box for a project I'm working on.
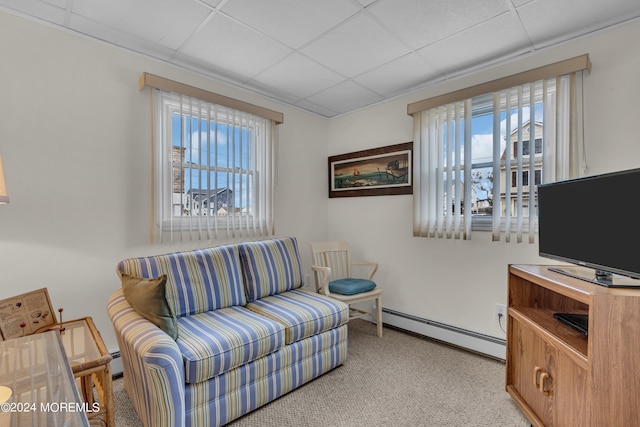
[382,308,506,360]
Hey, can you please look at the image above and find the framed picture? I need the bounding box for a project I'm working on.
[329,142,413,198]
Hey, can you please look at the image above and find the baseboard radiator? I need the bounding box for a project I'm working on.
[382,308,506,360]
[110,351,123,377]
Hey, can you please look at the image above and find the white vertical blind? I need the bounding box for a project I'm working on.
[152,89,277,243]
[412,65,586,242]
[412,101,472,239]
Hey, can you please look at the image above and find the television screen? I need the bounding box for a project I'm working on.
[537,168,640,287]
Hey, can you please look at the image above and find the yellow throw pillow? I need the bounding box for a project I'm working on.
[121,274,178,340]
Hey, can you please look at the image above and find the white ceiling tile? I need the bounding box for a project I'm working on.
[355,0,377,7]
[517,0,640,48]
[241,79,303,104]
[305,80,384,114]
[354,53,443,97]
[41,0,66,7]
[3,0,640,117]
[0,0,67,25]
[181,13,293,82]
[251,53,345,99]
[200,0,223,7]
[417,13,531,77]
[69,13,177,61]
[301,12,411,77]
[369,0,509,50]
[71,0,211,50]
[294,99,340,117]
[220,0,360,49]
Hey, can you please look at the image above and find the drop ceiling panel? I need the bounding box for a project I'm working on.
[69,13,178,61]
[301,12,411,78]
[418,13,531,77]
[517,0,640,48]
[306,80,384,114]
[2,0,640,118]
[180,12,293,82]
[250,53,345,99]
[354,53,443,97]
[220,0,361,49]
[0,0,66,25]
[294,99,340,117]
[368,0,509,50]
[71,0,211,50]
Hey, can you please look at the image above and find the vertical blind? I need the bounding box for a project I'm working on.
[409,55,590,242]
[141,73,282,243]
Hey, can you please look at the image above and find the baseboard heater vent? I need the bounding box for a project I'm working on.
[110,351,124,379]
[382,308,506,360]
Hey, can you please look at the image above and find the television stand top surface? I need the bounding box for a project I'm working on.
[549,266,640,288]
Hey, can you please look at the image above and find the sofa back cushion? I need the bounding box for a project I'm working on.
[117,245,246,317]
[238,237,304,302]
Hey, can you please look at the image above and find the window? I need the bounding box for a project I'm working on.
[410,55,589,242]
[141,73,282,242]
[511,170,541,187]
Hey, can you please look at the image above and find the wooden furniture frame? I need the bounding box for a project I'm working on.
[311,240,383,337]
[57,317,114,427]
[506,264,640,426]
[0,330,90,426]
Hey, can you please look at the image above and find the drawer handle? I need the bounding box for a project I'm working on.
[533,366,543,388]
[539,372,552,396]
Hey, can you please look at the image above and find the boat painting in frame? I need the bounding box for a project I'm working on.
[329,142,413,198]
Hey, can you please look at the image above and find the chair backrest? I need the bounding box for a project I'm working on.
[310,241,352,282]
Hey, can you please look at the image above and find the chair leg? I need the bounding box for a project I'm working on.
[376,296,383,337]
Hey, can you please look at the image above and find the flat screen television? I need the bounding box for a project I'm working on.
[537,167,640,287]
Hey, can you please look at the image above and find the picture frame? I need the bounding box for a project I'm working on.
[328,142,413,198]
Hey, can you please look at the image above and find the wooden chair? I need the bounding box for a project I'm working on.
[310,241,383,337]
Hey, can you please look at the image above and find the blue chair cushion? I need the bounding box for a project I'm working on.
[329,278,376,295]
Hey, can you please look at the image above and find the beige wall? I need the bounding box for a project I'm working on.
[0,11,329,350]
[327,19,640,339]
[1,8,639,352]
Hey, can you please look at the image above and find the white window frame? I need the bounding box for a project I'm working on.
[153,90,276,242]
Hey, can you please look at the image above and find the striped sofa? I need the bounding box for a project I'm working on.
[107,237,349,427]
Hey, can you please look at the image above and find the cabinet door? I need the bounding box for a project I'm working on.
[553,350,588,426]
[509,317,588,426]
[510,318,554,426]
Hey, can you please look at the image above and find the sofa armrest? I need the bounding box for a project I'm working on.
[107,289,185,427]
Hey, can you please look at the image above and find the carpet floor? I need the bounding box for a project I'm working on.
[113,319,529,426]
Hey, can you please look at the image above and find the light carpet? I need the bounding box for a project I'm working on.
[113,319,529,426]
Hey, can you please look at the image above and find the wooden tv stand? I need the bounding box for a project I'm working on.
[506,264,640,426]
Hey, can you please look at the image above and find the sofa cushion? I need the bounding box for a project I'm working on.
[117,245,246,317]
[245,289,349,344]
[121,273,178,340]
[238,237,304,302]
[176,306,285,384]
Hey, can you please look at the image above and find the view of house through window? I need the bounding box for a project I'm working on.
[153,89,276,241]
[412,59,586,242]
[169,111,254,220]
[444,87,548,229]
